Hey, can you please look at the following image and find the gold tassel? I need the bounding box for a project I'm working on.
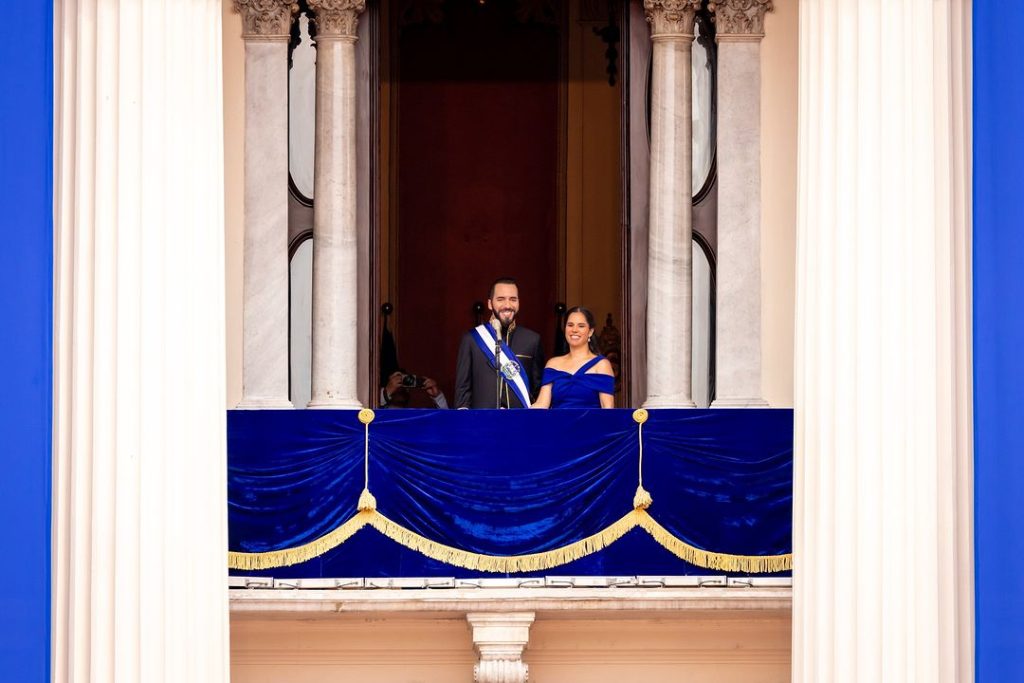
[357,487,377,512]
[633,485,653,510]
[632,409,652,510]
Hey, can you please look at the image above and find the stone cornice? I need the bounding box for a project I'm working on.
[229,586,794,614]
[708,0,773,38]
[309,0,368,39]
[233,0,299,40]
[643,0,702,39]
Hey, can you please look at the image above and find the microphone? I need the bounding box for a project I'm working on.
[491,317,502,341]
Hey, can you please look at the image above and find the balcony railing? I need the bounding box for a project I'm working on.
[228,408,793,579]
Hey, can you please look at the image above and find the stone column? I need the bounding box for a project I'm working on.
[235,0,296,408]
[53,0,230,680]
[466,613,535,683]
[642,0,701,409]
[792,2,973,681]
[708,0,771,408]
[307,0,367,409]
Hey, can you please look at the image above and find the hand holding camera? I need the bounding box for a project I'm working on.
[400,373,426,388]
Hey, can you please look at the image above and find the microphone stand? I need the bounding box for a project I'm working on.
[493,320,504,409]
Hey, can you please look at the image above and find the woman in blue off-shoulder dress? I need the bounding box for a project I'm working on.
[532,306,615,409]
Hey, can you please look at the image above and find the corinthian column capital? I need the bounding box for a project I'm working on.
[708,0,773,39]
[309,0,368,40]
[643,0,702,39]
[233,0,299,39]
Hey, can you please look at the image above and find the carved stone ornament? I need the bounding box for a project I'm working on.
[309,0,367,39]
[643,0,702,38]
[474,659,529,683]
[233,0,299,38]
[708,0,773,37]
[467,613,535,683]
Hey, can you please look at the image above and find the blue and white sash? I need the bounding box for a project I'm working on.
[472,324,532,407]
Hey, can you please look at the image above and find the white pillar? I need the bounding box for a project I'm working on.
[307,0,367,409]
[709,0,771,408]
[792,2,974,682]
[467,612,535,683]
[642,0,701,409]
[53,1,230,680]
[235,0,295,408]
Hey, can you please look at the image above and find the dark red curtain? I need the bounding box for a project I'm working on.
[393,0,561,403]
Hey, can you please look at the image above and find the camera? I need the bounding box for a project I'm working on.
[400,373,426,388]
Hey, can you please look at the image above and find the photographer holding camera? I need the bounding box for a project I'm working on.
[380,370,449,409]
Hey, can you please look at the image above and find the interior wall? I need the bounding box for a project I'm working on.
[231,612,791,683]
[224,0,245,408]
[760,0,798,408]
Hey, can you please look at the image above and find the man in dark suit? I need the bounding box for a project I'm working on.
[455,278,544,408]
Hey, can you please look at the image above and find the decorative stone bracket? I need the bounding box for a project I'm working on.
[467,612,536,683]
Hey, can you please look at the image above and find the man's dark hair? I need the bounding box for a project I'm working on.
[488,277,518,300]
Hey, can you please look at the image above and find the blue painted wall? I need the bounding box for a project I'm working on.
[974,3,1024,681]
[0,2,53,681]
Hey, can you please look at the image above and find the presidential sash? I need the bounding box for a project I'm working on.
[472,324,532,407]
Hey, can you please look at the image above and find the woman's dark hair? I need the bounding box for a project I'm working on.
[565,305,600,353]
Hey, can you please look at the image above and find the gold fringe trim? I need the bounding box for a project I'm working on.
[228,510,374,570]
[366,510,641,574]
[635,510,792,573]
[229,509,792,574]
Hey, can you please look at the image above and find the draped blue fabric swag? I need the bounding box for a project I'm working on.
[228,409,793,577]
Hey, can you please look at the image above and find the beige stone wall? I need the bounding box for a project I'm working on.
[529,614,791,683]
[760,0,798,408]
[224,0,245,408]
[231,612,791,682]
[231,616,475,682]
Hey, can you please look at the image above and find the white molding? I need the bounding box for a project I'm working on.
[229,587,793,615]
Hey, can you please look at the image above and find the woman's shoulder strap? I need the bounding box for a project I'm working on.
[578,354,605,374]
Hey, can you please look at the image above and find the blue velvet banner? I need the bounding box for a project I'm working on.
[0,2,53,680]
[974,2,1024,678]
[228,409,793,577]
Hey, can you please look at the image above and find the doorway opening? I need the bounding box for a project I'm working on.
[286,0,717,408]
